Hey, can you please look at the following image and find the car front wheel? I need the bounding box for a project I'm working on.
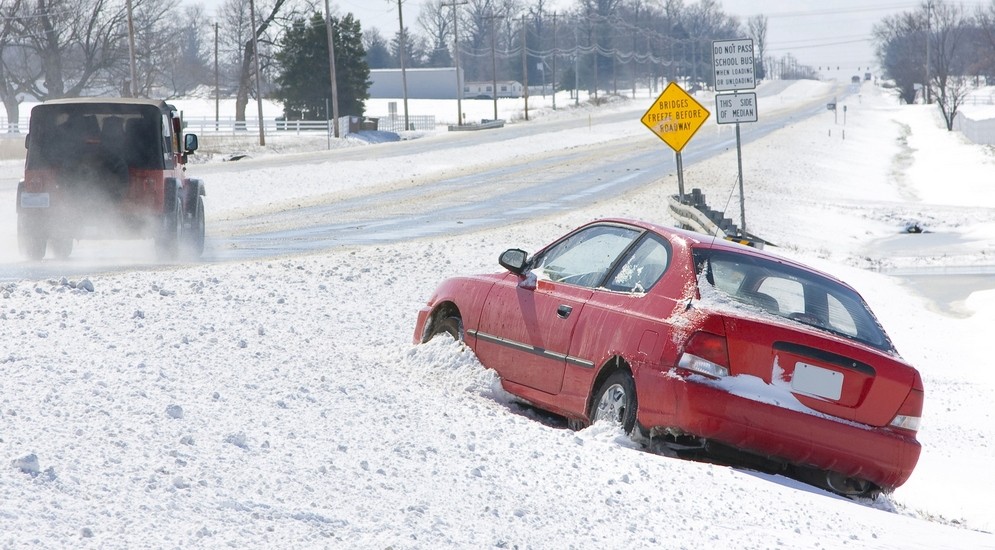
[590,370,638,434]
[429,314,463,343]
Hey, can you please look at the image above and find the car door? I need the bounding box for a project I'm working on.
[474,224,642,395]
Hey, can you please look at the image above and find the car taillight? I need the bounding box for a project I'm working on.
[889,372,924,433]
[677,331,730,379]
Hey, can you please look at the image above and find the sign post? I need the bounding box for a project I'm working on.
[640,82,710,201]
[712,38,756,231]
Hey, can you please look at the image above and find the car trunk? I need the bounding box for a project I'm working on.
[720,314,915,427]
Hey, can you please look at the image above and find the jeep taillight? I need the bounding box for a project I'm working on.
[677,331,730,379]
[24,176,45,192]
[889,371,924,434]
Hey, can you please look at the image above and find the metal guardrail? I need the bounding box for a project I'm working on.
[668,188,768,248]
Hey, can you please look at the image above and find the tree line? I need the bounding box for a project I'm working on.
[874,0,995,131]
[10,0,991,133]
[0,0,776,127]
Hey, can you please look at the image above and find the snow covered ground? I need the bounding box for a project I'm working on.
[1,81,995,548]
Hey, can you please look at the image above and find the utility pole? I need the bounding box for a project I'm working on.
[397,0,410,131]
[248,0,266,146]
[551,12,557,110]
[925,0,933,104]
[214,22,219,131]
[125,0,137,97]
[521,14,528,121]
[573,24,579,106]
[442,0,467,126]
[324,0,340,137]
[485,12,504,120]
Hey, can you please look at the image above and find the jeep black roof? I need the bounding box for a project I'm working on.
[40,97,174,114]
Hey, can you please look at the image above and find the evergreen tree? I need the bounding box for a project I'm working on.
[363,28,392,69]
[274,12,370,120]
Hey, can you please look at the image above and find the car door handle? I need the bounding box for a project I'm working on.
[557,304,573,319]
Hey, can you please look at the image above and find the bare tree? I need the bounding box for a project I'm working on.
[975,1,995,77]
[748,14,767,81]
[13,0,131,99]
[875,0,971,122]
[928,1,971,130]
[160,5,213,97]
[0,0,28,131]
[419,0,453,67]
[874,11,927,104]
[220,0,315,124]
[118,0,183,97]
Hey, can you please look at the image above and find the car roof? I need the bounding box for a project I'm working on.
[590,217,851,287]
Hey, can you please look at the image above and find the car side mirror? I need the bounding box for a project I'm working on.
[184,133,199,153]
[499,248,528,275]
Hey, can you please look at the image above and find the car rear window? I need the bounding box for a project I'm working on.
[694,248,895,352]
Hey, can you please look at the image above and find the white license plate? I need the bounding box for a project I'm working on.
[20,192,50,208]
[791,361,844,400]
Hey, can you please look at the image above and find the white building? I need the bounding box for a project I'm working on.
[368,68,463,100]
[464,81,524,99]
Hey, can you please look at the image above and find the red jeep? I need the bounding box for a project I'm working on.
[16,98,205,260]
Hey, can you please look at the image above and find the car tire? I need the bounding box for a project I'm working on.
[181,195,205,258]
[430,315,464,343]
[51,238,73,260]
[590,370,638,434]
[156,197,182,261]
[17,212,47,261]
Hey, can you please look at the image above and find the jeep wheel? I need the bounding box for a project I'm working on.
[17,213,47,261]
[181,195,205,258]
[51,238,74,260]
[155,197,182,261]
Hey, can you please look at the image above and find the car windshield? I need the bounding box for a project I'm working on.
[532,224,641,288]
[694,248,895,352]
[27,104,165,171]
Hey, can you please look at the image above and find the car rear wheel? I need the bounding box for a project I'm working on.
[590,370,638,434]
[181,195,205,258]
[155,197,182,261]
[51,238,73,260]
[17,213,47,261]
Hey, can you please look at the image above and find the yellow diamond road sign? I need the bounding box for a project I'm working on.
[641,82,710,152]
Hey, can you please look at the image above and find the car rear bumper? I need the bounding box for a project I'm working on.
[635,369,921,490]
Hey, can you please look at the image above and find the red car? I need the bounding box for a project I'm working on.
[414,219,923,496]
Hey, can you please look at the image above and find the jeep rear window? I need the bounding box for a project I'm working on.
[27,104,164,170]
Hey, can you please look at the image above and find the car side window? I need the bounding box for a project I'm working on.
[532,225,641,288]
[605,234,671,293]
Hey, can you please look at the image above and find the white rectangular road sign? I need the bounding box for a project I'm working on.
[715,92,758,124]
[713,38,756,92]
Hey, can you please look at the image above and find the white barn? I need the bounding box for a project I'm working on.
[369,68,463,99]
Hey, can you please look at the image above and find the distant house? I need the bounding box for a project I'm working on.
[464,81,524,99]
[369,68,463,99]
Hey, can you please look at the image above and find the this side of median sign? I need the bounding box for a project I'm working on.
[715,92,757,124]
[712,37,757,232]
